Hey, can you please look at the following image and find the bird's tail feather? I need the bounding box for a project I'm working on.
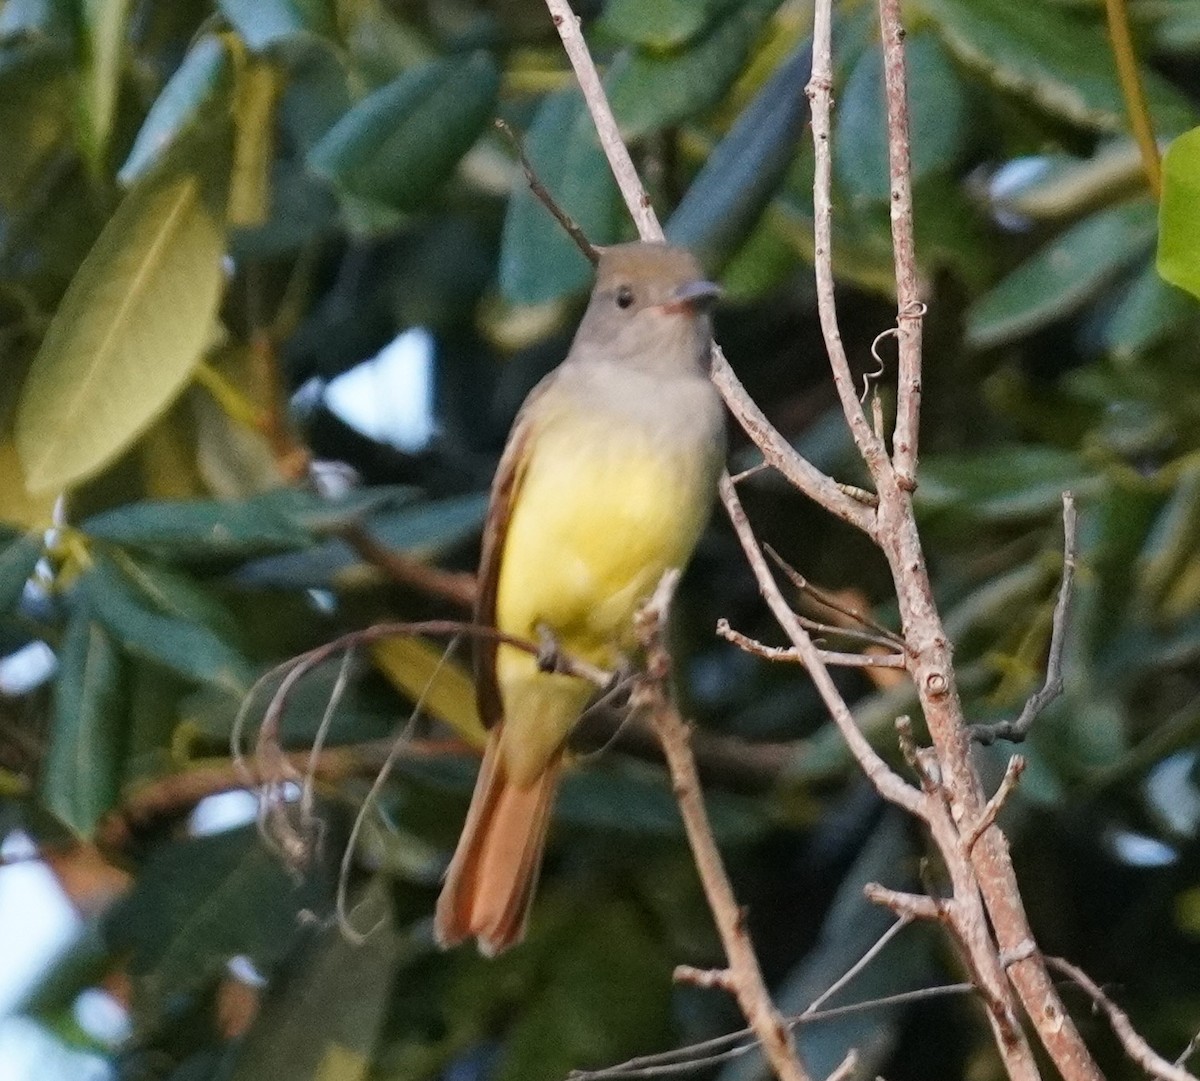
[434,727,562,955]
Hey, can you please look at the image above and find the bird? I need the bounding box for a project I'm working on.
[434,240,726,955]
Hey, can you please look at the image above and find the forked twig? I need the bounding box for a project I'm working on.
[973,492,1078,745]
[764,544,905,647]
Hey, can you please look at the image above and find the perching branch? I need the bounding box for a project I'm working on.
[538,2,1110,1080]
[634,573,813,1081]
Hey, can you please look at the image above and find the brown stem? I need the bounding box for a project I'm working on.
[1046,956,1197,1081]
[544,0,660,238]
[339,522,478,609]
[876,0,924,490]
[805,0,890,476]
[635,574,813,1081]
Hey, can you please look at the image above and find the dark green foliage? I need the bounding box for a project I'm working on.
[3,1,1200,1080]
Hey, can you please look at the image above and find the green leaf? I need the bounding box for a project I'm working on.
[308,52,499,212]
[666,39,812,271]
[918,0,1196,136]
[1138,462,1200,611]
[15,171,226,493]
[368,491,487,553]
[918,446,1098,522]
[496,897,673,1081]
[835,32,971,203]
[0,44,73,206]
[40,603,126,837]
[1102,262,1199,360]
[82,553,254,694]
[76,0,132,172]
[607,0,782,140]
[118,35,236,186]
[217,0,336,52]
[1157,126,1200,301]
[104,826,328,1026]
[227,881,405,1081]
[598,0,718,49]
[82,485,416,558]
[0,532,41,614]
[232,492,487,589]
[965,201,1159,349]
[499,88,625,305]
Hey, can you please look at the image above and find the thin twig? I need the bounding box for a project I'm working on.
[717,620,906,670]
[495,117,599,263]
[877,0,925,489]
[963,756,1026,854]
[1175,1029,1200,1070]
[764,544,905,646]
[973,492,1078,745]
[806,0,890,475]
[339,523,477,609]
[337,638,459,942]
[1046,956,1198,1081]
[544,0,660,238]
[567,983,977,1081]
[721,477,925,818]
[635,573,813,1081]
[802,915,912,1016]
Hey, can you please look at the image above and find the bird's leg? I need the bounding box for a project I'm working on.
[534,622,564,673]
[608,653,636,695]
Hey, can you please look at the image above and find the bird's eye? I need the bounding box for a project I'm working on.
[615,285,635,309]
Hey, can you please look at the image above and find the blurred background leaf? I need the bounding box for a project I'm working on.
[1,1,1199,1079]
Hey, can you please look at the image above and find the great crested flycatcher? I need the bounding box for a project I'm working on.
[434,241,725,955]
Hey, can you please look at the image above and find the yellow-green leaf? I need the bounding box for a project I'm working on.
[77,0,133,172]
[370,636,484,747]
[15,172,225,493]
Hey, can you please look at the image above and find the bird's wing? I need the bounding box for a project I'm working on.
[474,379,551,729]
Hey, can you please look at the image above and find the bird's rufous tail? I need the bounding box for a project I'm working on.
[434,727,562,955]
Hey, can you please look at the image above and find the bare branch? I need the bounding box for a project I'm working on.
[863,883,941,922]
[634,571,813,1081]
[802,915,913,1016]
[567,984,978,1081]
[973,492,1078,745]
[339,522,477,608]
[963,756,1026,854]
[720,476,925,818]
[764,544,905,647]
[716,619,905,669]
[495,117,599,264]
[806,0,891,474]
[710,356,879,536]
[544,0,661,239]
[1046,957,1199,1081]
[876,0,925,488]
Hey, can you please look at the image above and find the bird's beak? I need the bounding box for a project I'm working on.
[658,279,723,314]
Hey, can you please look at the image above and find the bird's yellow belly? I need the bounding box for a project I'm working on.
[494,422,711,668]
